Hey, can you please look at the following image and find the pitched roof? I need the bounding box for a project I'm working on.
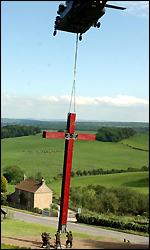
[15,179,48,193]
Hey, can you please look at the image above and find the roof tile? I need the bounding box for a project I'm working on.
[16,179,44,193]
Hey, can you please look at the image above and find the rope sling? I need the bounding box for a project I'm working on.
[69,33,79,113]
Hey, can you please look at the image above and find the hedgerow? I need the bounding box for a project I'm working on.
[76,213,149,233]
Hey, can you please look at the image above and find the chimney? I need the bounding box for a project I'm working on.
[23,174,27,180]
[41,177,45,185]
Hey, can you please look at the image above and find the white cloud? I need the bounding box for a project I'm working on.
[93,95,148,106]
[39,96,59,102]
[1,94,149,122]
[38,94,148,106]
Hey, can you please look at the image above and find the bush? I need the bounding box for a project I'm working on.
[76,213,149,233]
[50,209,58,217]
[35,171,43,181]
[33,207,42,214]
[70,185,149,216]
[50,203,58,210]
[43,208,50,211]
[1,175,8,193]
[3,165,24,184]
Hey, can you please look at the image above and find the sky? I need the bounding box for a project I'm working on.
[1,1,149,122]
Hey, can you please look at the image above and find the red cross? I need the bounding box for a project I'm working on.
[42,113,96,232]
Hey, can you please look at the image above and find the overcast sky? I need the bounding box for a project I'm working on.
[1,1,149,122]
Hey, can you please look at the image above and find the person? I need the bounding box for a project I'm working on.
[41,232,51,248]
[66,231,73,248]
[55,230,61,249]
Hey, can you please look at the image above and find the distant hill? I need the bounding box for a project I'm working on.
[1,118,149,132]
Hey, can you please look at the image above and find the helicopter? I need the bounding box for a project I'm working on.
[53,0,126,41]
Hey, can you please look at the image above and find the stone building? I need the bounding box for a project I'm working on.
[10,178,53,211]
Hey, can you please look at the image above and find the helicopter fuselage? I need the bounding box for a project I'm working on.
[55,1,106,35]
[53,0,125,40]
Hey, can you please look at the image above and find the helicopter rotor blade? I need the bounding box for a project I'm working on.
[105,4,126,10]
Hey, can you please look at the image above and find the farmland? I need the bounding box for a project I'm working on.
[7,171,149,198]
[2,131,149,199]
[1,130,149,244]
[1,133,149,180]
[50,172,149,197]
[121,133,149,151]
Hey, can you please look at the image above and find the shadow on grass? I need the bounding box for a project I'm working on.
[2,236,42,249]
[122,177,149,188]
[80,239,149,249]
[2,236,149,249]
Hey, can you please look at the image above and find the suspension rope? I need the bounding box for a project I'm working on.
[69,33,79,113]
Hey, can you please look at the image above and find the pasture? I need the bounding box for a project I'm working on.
[1,133,149,180]
[122,133,149,150]
[1,218,56,237]
[7,171,149,198]
[50,171,149,198]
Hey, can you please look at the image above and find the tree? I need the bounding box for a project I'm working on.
[82,170,88,176]
[96,127,136,142]
[1,125,41,139]
[76,170,83,176]
[99,191,119,213]
[3,165,24,184]
[1,175,8,193]
[71,171,75,177]
[35,171,43,181]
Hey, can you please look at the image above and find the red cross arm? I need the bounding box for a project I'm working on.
[43,131,96,140]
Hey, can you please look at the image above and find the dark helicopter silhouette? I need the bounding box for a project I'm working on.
[53,1,126,41]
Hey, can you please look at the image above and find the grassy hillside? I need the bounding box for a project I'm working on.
[7,171,149,197]
[121,133,149,150]
[1,133,149,181]
[50,172,149,197]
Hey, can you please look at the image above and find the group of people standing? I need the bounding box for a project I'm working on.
[41,230,73,249]
[55,230,73,249]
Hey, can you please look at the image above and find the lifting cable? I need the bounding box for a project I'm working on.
[69,33,79,113]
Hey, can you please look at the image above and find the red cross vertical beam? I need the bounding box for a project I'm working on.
[42,112,96,233]
[58,112,76,232]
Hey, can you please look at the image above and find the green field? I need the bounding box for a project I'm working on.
[1,218,56,237]
[7,171,149,198]
[1,133,149,180]
[122,133,149,150]
[50,172,149,197]
[1,218,96,239]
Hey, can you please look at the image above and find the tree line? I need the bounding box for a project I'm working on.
[53,166,148,181]
[71,166,148,177]
[70,185,149,217]
[96,127,136,142]
[1,125,41,139]
[2,118,149,132]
